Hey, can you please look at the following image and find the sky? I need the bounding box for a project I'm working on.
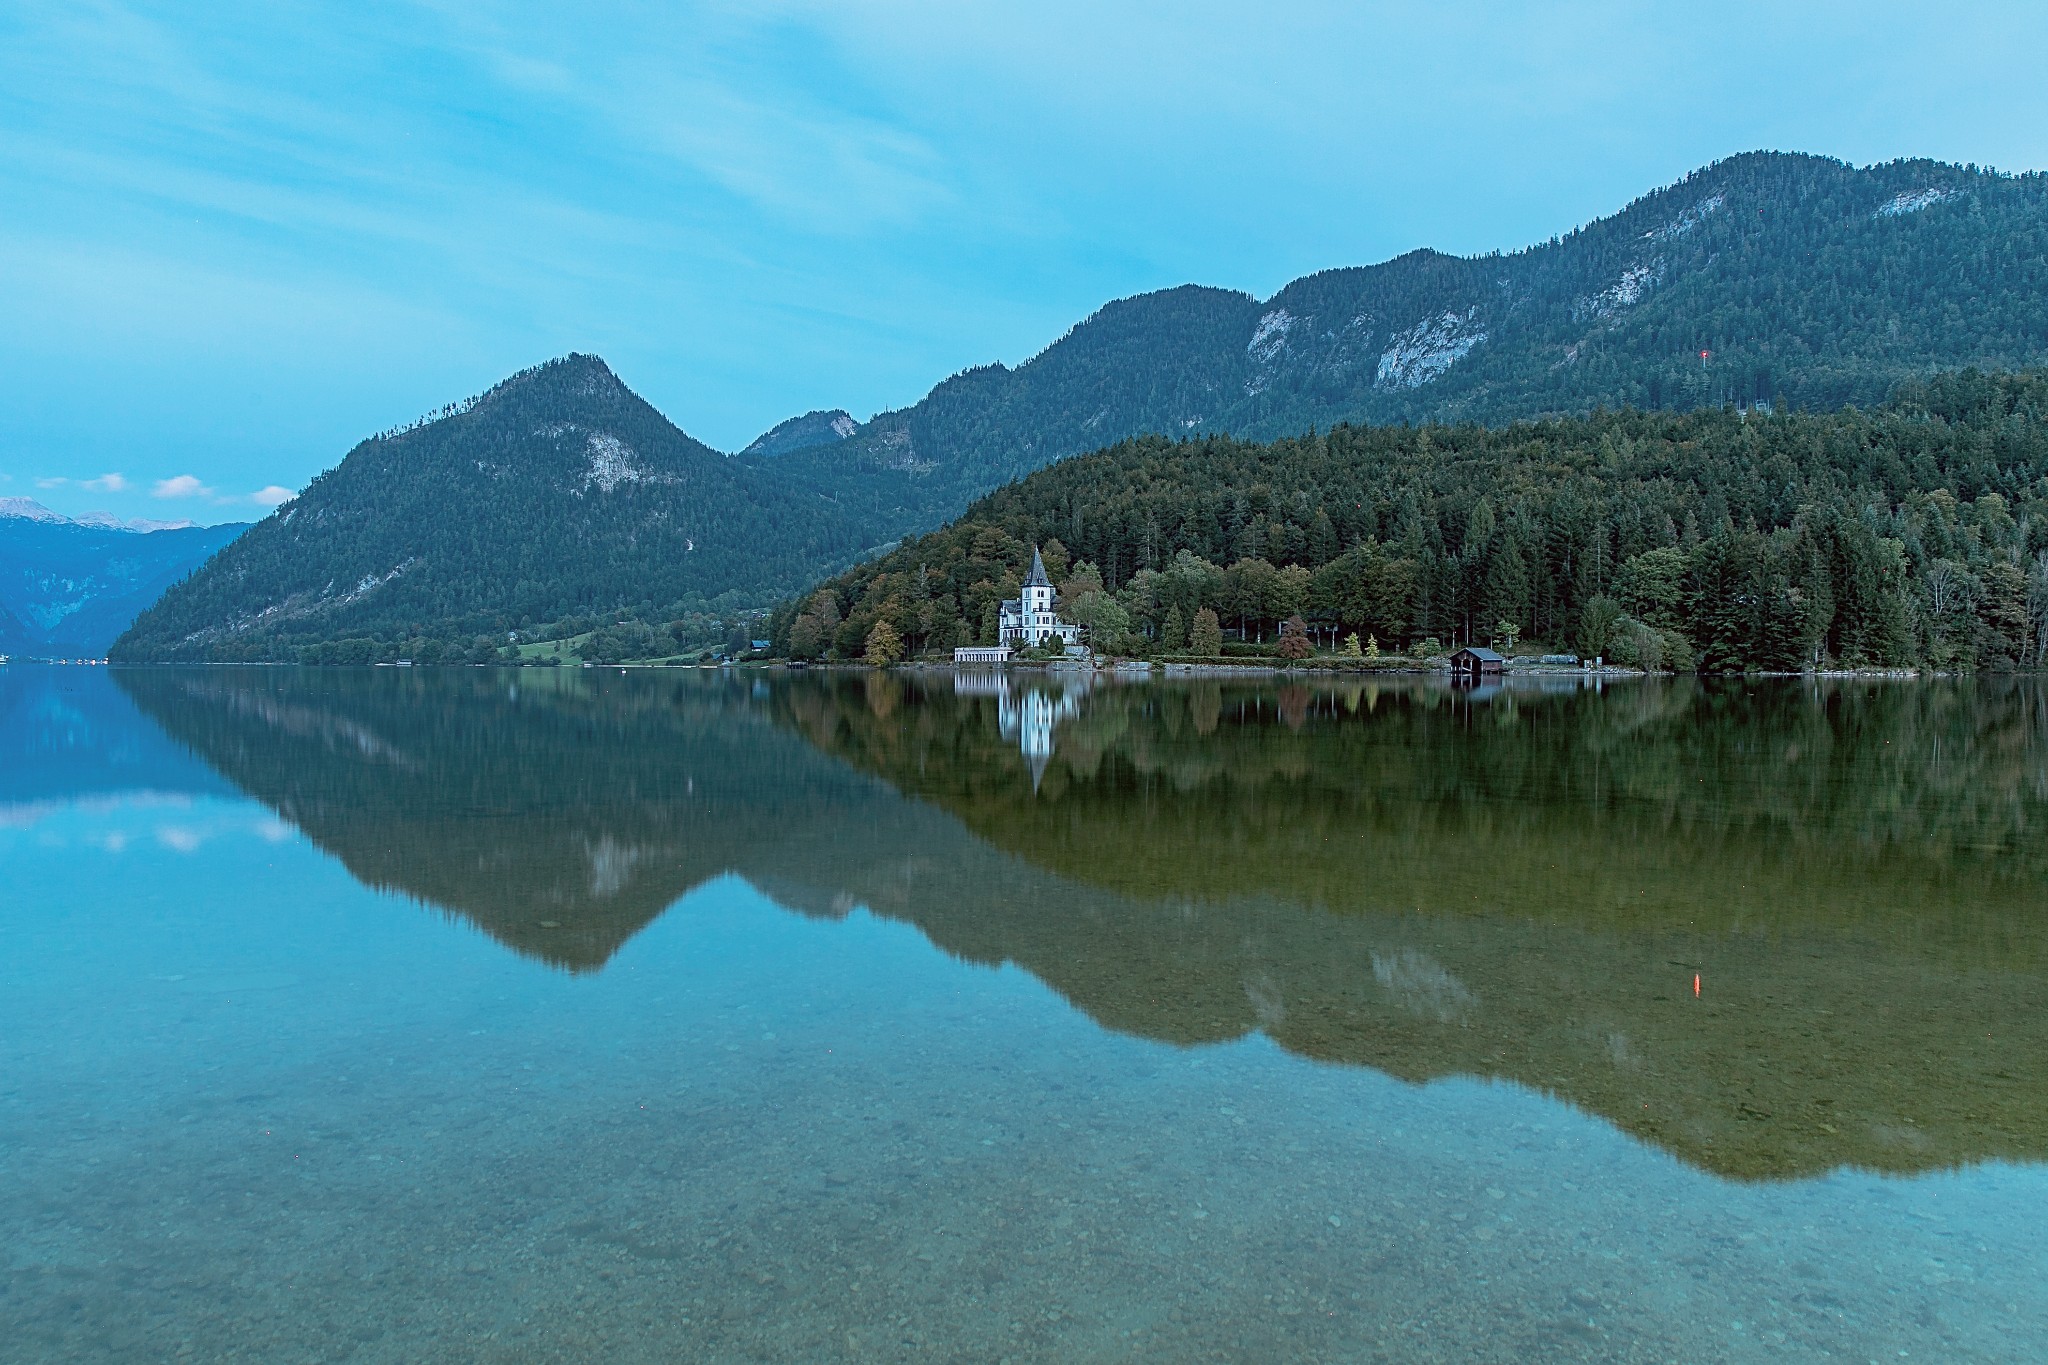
[4,2,2047,526]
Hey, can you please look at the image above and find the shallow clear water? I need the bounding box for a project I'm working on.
[4,665,2046,1361]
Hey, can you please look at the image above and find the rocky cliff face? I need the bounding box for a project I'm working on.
[739,408,861,459]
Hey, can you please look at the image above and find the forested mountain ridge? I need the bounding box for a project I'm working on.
[754,152,2048,542]
[114,356,877,662]
[777,369,2048,672]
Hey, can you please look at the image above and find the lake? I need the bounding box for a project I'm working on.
[4,663,2046,1361]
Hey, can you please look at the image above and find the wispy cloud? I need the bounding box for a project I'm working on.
[251,484,295,507]
[11,0,2048,483]
[628,81,952,233]
[155,825,203,852]
[153,474,213,498]
[42,472,133,493]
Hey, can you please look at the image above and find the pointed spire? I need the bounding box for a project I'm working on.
[1028,746,1051,794]
[1025,545,1050,587]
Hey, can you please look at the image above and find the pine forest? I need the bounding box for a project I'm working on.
[776,370,2048,672]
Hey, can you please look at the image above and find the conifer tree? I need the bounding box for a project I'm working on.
[1161,604,1187,652]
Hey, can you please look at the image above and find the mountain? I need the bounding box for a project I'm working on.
[778,369,2048,672]
[113,355,880,662]
[0,501,246,657]
[71,513,202,533]
[118,152,2048,656]
[0,599,33,654]
[753,152,2048,543]
[0,497,197,533]
[0,497,66,525]
[738,408,861,459]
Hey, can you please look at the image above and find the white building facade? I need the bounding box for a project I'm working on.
[997,547,1082,650]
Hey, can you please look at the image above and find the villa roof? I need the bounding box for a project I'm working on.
[1024,546,1051,587]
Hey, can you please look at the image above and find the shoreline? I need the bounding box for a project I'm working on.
[86,658,1947,680]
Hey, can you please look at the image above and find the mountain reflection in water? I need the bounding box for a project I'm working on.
[116,666,2048,1182]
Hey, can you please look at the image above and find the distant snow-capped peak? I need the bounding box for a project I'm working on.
[0,496,67,524]
[0,497,195,533]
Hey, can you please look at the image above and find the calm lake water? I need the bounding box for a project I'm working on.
[4,664,2047,1362]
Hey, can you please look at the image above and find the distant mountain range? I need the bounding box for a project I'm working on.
[0,500,246,657]
[118,150,2048,658]
[0,497,201,535]
[760,151,2048,541]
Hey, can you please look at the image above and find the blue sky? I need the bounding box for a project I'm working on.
[5,1,2047,525]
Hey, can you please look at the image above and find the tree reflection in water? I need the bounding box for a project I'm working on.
[119,665,2048,1181]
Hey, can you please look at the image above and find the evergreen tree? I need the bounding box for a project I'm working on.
[1160,604,1187,651]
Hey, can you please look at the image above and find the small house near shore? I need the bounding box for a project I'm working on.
[1449,646,1506,681]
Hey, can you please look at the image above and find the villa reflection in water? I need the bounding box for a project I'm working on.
[955,667,1088,786]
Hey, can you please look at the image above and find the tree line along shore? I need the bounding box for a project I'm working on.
[770,371,2048,674]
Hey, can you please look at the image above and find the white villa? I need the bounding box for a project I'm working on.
[998,547,1081,650]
